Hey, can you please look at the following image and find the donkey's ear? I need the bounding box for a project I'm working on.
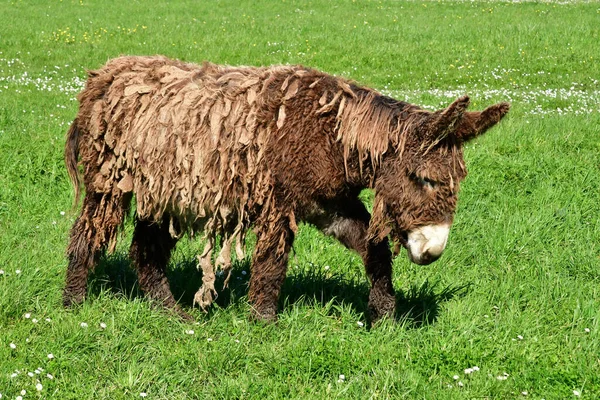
[436,95,471,129]
[455,102,510,141]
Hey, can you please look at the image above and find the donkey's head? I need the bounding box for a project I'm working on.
[369,96,510,265]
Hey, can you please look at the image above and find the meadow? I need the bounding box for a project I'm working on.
[1,0,599,398]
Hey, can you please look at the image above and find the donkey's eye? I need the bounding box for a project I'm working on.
[411,174,437,190]
[419,177,436,190]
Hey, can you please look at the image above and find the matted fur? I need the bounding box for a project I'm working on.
[336,91,426,175]
[64,55,509,320]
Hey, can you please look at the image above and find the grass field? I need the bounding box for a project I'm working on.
[1,0,599,398]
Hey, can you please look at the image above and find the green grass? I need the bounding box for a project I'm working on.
[1,0,599,398]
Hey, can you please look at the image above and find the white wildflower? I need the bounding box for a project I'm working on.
[573,390,581,396]
[472,366,480,371]
[32,318,38,323]
[338,374,345,383]
[517,335,524,340]
[46,373,54,380]
[584,328,590,333]
[99,322,107,329]
[60,211,65,216]
[36,383,43,391]
[185,330,194,335]
[357,321,364,327]
[464,368,473,374]
[9,343,16,349]
[47,353,54,359]
[28,372,34,377]
[207,337,213,342]
[16,396,22,400]
[457,381,464,387]
[20,390,26,396]
[80,322,88,328]
[522,391,528,396]
[24,313,31,319]
[15,269,21,274]
[140,393,147,398]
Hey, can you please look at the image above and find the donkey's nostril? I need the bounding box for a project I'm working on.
[419,249,441,265]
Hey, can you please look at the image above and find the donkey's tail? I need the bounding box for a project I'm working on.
[65,118,82,208]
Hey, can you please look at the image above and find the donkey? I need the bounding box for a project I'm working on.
[63,56,509,321]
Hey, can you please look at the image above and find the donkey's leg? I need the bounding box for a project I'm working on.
[309,197,395,321]
[64,192,129,307]
[364,239,396,321]
[129,217,189,319]
[64,193,101,307]
[248,213,295,322]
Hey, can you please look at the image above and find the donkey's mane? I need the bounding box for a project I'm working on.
[335,88,429,176]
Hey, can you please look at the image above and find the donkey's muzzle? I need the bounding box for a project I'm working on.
[405,224,450,265]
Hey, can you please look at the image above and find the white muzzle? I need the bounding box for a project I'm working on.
[406,224,450,265]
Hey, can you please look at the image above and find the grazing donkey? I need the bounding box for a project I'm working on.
[63,56,509,321]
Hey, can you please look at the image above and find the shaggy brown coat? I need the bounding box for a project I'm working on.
[64,55,509,321]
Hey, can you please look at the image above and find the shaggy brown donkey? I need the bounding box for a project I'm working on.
[63,56,509,321]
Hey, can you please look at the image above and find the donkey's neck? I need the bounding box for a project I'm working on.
[339,145,377,190]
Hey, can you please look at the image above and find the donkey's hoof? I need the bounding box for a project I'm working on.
[173,306,194,322]
[250,306,278,323]
[148,299,194,321]
[62,291,85,308]
[368,293,396,323]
